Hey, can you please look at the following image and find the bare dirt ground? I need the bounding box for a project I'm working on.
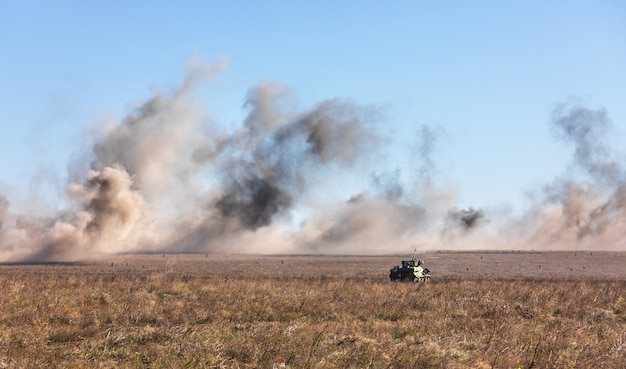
[5,250,621,280]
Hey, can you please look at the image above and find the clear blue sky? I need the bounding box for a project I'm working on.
[2,0,625,211]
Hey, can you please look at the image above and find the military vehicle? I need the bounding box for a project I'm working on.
[389,250,430,282]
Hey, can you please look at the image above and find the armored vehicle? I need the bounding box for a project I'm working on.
[389,250,430,282]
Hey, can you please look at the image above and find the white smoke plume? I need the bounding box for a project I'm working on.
[1,62,625,262]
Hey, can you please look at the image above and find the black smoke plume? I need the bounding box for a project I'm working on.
[447,207,484,231]
[552,103,624,184]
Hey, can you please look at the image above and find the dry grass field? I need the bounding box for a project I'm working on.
[1,251,625,368]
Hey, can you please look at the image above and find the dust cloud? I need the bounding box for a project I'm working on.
[516,103,626,249]
[0,62,624,261]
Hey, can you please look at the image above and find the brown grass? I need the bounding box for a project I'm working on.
[0,252,625,368]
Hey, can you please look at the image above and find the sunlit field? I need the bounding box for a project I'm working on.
[1,252,625,368]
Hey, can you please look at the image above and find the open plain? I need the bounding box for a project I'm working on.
[1,251,625,368]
